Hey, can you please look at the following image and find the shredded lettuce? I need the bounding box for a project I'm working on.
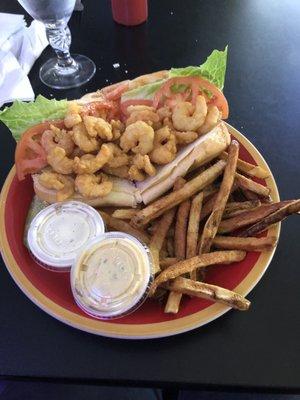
[121,46,228,103]
[0,95,68,141]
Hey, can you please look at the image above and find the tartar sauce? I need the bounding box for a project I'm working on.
[71,232,153,319]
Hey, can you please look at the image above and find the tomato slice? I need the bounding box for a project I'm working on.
[15,120,64,181]
[120,99,154,115]
[152,76,229,119]
[102,80,130,101]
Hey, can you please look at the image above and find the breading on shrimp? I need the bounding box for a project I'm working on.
[102,165,130,179]
[75,173,113,198]
[38,171,74,201]
[41,125,75,156]
[162,117,174,129]
[172,95,207,131]
[149,126,177,165]
[126,105,160,127]
[197,105,221,135]
[72,122,100,153]
[105,143,129,168]
[64,102,82,128]
[47,146,74,174]
[110,119,125,141]
[128,154,156,181]
[73,143,112,174]
[157,106,172,120]
[173,130,198,145]
[83,116,113,140]
[120,121,154,155]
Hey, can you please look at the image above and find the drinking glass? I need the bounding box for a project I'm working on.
[18,0,95,89]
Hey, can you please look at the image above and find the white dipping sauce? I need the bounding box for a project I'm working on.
[27,201,105,271]
[71,232,153,319]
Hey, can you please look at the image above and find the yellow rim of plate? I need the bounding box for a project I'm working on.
[0,123,280,339]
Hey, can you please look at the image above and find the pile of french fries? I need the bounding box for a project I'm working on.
[99,139,300,314]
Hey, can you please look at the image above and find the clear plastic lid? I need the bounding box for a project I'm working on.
[71,232,153,319]
[27,201,105,272]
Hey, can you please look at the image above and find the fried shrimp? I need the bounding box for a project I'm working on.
[83,116,113,140]
[126,105,160,127]
[120,121,154,155]
[149,126,177,165]
[38,171,74,201]
[172,95,207,131]
[72,122,100,153]
[110,119,125,141]
[73,143,112,174]
[173,130,198,145]
[47,146,74,174]
[105,143,129,168]
[41,125,75,156]
[157,106,172,120]
[128,154,156,181]
[197,105,220,135]
[64,102,82,128]
[102,165,130,179]
[75,173,113,198]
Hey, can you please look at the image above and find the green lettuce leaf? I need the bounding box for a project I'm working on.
[0,95,68,141]
[121,47,228,104]
[169,46,228,90]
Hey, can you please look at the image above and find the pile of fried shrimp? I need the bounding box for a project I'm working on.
[36,95,221,201]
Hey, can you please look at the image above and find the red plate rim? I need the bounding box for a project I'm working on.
[0,123,280,339]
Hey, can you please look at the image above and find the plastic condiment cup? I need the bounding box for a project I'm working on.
[27,201,105,272]
[71,232,153,319]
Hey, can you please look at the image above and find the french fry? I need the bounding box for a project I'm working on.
[238,200,300,237]
[167,237,175,257]
[150,211,176,252]
[200,182,238,221]
[203,184,219,200]
[160,258,180,269]
[148,250,246,297]
[224,200,261,213]
[131,160,227,227]
[111,209,137,220]
[218,200,294,234]
[149,178,185,252]
[187,192,204,280]
[200,192,218,221]
[149,178,185,276]
[220,151,269,179]
[165,178,188,313]
[149,244,160,275]
[235,173,270,197]
[99,211,150,244]
[213,235,277,252]
[168,277,250,311]
[240,187,260,201]
[164,291,183,314]
[222,200,261,219]
[174,200,191,259]
[199,140,239,254]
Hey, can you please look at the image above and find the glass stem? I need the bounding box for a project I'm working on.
[45,24,77,72]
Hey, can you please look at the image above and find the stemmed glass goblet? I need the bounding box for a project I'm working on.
[18,0,95,89]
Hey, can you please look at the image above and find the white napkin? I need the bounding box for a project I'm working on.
[0,13,26,47]
[0,13,48,107]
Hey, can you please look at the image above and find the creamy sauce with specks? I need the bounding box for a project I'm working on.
[71,233,152,318]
